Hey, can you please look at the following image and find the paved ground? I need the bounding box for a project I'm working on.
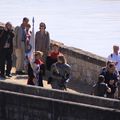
[2,68,78,94]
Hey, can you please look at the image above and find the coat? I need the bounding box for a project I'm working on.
[35,31,50,56]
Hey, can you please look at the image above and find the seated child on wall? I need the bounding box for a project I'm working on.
[46,43,63,71]
[46,43,63,84]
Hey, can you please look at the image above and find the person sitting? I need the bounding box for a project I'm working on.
[46,43,63,83]
[92,75,111,97]
[46,43,63,71]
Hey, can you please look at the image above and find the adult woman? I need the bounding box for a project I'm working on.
[0,22,14,78]
[35,22,50,61]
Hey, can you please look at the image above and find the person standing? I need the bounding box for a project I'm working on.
[108,45,120,98]
[50,55,71,90]
[27,51,45,86]
[35,22,50,62]
[0,22,14,78]
[108,45,120,73]
[14,17,29,75]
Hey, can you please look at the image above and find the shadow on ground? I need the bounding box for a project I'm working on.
[67,80,93,95]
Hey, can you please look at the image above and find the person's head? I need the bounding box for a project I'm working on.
[113,45,119,54]
[39,22,46,31]
[106,60,113,68]
[57,55,66,64]
[26,23,31,31]
[98,75,105,83]
[22,17,29,27]
[34,51,43,60]
[5,22,12,30]
[26,44,32,52]
[109,79,114,85]
[108,62,116,73]
[52,43,59,52]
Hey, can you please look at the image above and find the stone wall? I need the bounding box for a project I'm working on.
[0,90,120,120]
[0,21,106,89]
[0,81,120,110]
[58,44,106,85]
[0,21,106,86]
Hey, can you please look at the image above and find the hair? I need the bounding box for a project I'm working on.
[26,24,31,28]
[109,63,115,68]
[39,22,46,29]
[23,17,29,22]
[106,60,112,66]
[97,75,105,83]
[5,22,12,27]
[57,55,66,64]
[113,45,119,49]
[52,43,59,47]
[34,51,43,57]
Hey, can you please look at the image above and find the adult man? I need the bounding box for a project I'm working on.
[14,17,29,75]
[108,45,120,73]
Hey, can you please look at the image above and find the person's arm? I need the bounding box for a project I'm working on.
[107,87,111,93]
[65,65,71,82]
[46,31,50,53]
[106,84,111,93]
[0,29,4,48]
[13,26,19,48]
[40,64,46,76]
[50,63,62,80]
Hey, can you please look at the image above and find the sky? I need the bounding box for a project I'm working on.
[1,0,120,57]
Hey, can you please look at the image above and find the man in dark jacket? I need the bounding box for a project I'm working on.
[0,22,14,79]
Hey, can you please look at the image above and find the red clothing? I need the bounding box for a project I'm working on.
[46,51,63,70]
[49,51,63,59]
[34,59,44,65]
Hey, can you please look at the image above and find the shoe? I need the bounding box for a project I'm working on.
[0,75,6,79]
[16,71,26,75]
[6,74,12,77]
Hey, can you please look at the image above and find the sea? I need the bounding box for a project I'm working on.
[1,0,120,57]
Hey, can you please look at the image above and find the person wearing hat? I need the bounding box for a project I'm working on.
[27,51,45,86]
[0,22,14,78]
[35,22,50,62]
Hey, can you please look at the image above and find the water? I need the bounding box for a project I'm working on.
[1,0,120,57]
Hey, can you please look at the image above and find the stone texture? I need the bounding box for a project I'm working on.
[0,90,120,120]
[0,81,120,110]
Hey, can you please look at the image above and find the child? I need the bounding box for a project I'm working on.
[46,43,63,84]
[27,51,45,87]
[92,75,111,97]
[46,43,63,71]
[50,55,71,90]
[107,79,117,98]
